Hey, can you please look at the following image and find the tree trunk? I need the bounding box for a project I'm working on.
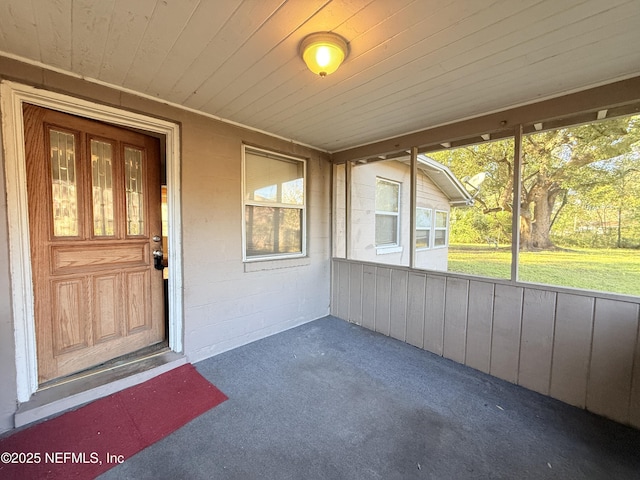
[617,206,622,248]
[520,183,557,250]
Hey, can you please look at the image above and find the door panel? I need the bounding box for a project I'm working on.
[93,274,121,343]
[51,243,149,272]
[51,278,88,354]
[24,104,165,384]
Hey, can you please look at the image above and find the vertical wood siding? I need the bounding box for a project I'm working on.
[519,289,556,395]
[465,281,494,374]
[374,268,391,336]
[550,294,594,409]
[331,259,640,428]
[424,275,446,356]
[406,273,426,348]
[443,278,469,365]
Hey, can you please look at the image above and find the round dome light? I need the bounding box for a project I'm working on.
[299,32,349,77]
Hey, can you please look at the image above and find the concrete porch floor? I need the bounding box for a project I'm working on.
[99,316,640,479]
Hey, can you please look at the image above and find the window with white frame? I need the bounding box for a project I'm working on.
[243,147,306,260]
[375,178,400,247]
[416,207,432,249]
[434,210,448,247]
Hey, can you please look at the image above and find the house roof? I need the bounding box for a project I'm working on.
[397,154,474,206]
[0,0,638,153]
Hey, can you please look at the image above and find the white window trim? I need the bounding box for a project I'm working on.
[433,209,449,249]
[1,80,183,402]
[375,177,401,250]
[242,145,307,262]
[376,245,403,255]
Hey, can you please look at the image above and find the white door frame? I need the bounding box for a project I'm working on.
[1,80,183,402]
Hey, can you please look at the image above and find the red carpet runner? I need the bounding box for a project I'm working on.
[0,363,227,479]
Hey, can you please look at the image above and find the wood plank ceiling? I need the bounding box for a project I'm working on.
[0,0,639,153]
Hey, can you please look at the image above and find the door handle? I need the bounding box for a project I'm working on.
[153,249,164,270]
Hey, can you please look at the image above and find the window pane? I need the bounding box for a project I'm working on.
[125,147,145,235]
[375,177,400,247]
[375,214,398,246]
[518,114,640,297]
[416,229,429,249]
[245,151,304,205]
[416,208,432,250]
[50,129,78,237]
[245,206,302,257]
[375,178,399,212]
[91,140,115,236]
[427,138,514,278]
[416,208,431,228]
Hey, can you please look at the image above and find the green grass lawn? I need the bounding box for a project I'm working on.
[447,244,640,297]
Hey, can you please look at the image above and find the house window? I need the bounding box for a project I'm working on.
[243,147,306,260]
[375,178,400,247]
[416,207,432,249]
[434,210,448,247]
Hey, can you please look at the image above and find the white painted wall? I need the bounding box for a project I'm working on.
[0,58,331,433]
[332,258,640,429]
[349,160,450,269]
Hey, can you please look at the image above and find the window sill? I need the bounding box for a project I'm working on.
[376,245,403,255]
[244,256,310,272]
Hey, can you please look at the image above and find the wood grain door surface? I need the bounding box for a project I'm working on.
[24,104,165,384]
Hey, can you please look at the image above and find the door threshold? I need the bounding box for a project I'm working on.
[38,343,172,391]
[14,350,187,429]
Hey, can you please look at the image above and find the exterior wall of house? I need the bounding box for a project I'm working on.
[332,258,640,429]
[349,160,450,269]
[414,170,450,271]
[0,57,331,433]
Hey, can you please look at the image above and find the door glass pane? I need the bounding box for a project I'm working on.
[91,140,115,236]
[125,147,145,235]
[50,130,78,236]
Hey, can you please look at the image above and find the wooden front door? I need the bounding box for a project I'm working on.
[23,104,165,385]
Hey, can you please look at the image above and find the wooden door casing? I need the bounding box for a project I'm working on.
[23,104,165,384]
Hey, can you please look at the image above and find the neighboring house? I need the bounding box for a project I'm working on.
[350,155,473,270]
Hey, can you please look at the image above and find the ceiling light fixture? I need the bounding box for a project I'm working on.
[299,32,349,77]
